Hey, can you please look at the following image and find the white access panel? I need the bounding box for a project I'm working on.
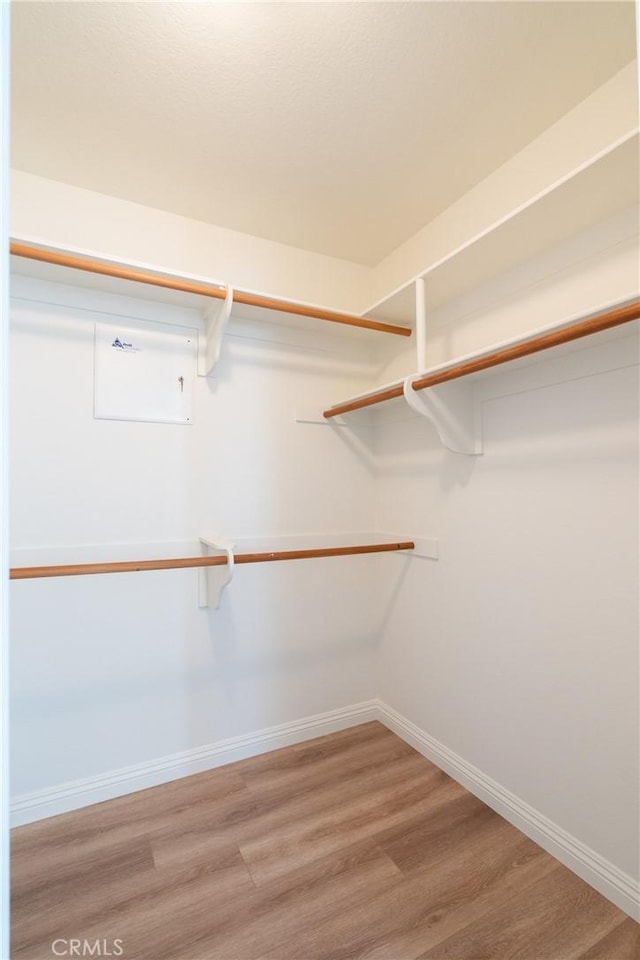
[94,320,197,424]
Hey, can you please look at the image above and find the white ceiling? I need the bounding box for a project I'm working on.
[10,1,637,266]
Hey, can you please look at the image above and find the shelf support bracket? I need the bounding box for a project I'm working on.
[198,286,233,377]
[403,374,482,455]
[415,277,427,371]
[198,537,235,608]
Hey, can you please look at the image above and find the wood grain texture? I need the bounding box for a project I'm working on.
[420,866,629,960]
[10,541,415,580]
[11,722,635,960]
[578,918,640,959]
[323,299,640,418]
[324,383,405,418]
[10,242,411,336]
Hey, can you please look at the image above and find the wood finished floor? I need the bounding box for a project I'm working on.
[11,722,639,960]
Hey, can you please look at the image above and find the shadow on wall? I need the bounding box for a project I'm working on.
[372,412,479,492]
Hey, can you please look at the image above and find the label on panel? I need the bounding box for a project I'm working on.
[94,319,197,424]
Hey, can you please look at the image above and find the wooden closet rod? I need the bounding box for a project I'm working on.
[10,541,415,580]
[10,242,411,338]
[323,299,640,418]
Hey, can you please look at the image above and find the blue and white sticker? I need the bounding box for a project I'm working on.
[112,337,141,352]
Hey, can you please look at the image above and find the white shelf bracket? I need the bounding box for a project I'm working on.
[403,374,482,456]
[198,286,233,378]
[415,277,427,371]
[198,537,235,609]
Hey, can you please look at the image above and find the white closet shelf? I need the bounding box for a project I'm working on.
[364,132,639,327]
[322,299,640,454]
[9,240,412,350]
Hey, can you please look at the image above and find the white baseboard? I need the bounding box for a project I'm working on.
[376,700,640,921]
[10,700,378,828]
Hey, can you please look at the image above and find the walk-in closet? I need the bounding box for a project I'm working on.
[2,2,639,958]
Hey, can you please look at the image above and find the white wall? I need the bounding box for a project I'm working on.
[9,276,386,806]
[372,221,640,902]
[374,343,639,889]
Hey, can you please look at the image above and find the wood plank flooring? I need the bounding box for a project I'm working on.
[10,722,638,960]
